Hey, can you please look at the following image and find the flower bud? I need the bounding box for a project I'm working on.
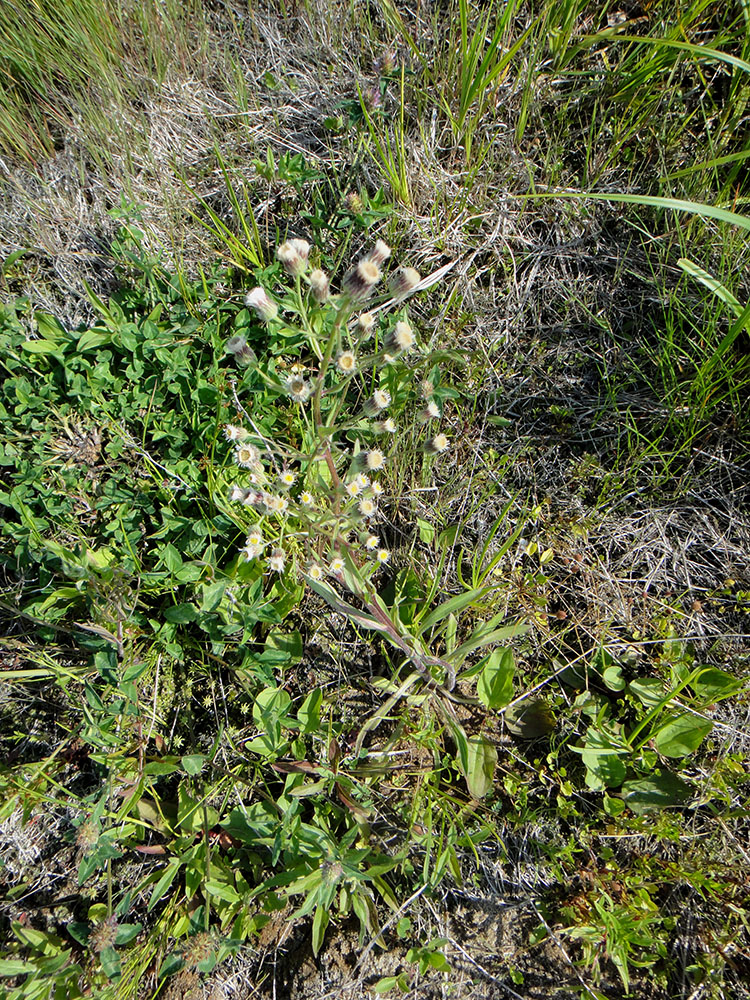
[276,241,308,276]
[245,287,278,322]
[368,240,391,266]
[342,259,381,301]
[389,266,421,300]
[309,268,330,303]
[225,335,257,367]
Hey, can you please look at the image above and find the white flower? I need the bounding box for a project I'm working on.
[267,548,286,573]
[421,400,440,421]
[300,491,315,507]
[365,449,386,471]
[328,556,345,575]
[265,494,289,515]
[310,269,329,303]
[276,240,310,276]
[336,350,357,374]
[389,266,421,300]
[427,433,450,454]
[357,312,375,336]
[285,375,312,403]
[355,473,370,490]
[376,549,390,564]
[235,443,261,469]
[365,535,379,550]
[364,389,391,416]
[358,498,377,519]
[278,470,296,489]
[306,563,324,581]
[387,320,415,353]
[371,481,384,497]
[345,481,361,498]
[224,424,249,442]
[229,484,247,502]
[242,530,265,559]
[367,239,391,266]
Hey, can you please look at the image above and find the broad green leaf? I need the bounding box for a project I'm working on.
[654,714,712,758]
[204,880,241,903]
[621,770,692,814]
[477,648,514,709]
[164,603,197,624]
[503,698,556,738]
[148,860,181,912]
[462,735,497,799]
[692,668,743,704]
[297,688,322,732]
[181,754,205,776]
[628,678,664,708]
[579,727,628,790]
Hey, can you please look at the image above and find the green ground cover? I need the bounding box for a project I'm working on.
[1,2,749,998]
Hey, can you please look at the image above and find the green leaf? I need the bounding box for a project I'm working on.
[204,880,241,903]
[312,904,329,957]
[503,698,556,738]
[602,665,626,692]
[181,754,205,776]
[148,860,181,911]
[628,678,664,707]
[621,770,692,814]
[654,714,712,758]
[462,734,497,799]
[114,923,142,946]
[580,727,628,790]
[477,648,514,709]
[692,668,743,704]
[416,517,435,543]
[297,688,322,732]
[100,946,121,979]
[164,603,197,624]
[158,951,184,979]
[265,629,303,663]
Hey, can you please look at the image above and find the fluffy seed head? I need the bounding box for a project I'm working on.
[245,287,278,322]
[358,498,377,519]
[364,388,391,416]
[421,400,441,421]
[389,266,421,300]
[357,312,376,336]
[365,449,386,471]
[376,417,397,434]
[224,423,249,442]
[342,259,381,300]
[276,240,309,276]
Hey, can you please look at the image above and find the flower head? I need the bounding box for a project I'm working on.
[277,239,310,276]
[386,320,415,354]
[328,555,345,576]
[365,534,379,550]
[342,259,381,300]
[375,417,397,434]
[336,350,357,374]
[357,312,376,337]
[224,423,250,442]
[267,548,286,573]
[310,268,329,303]
[264,494,289,515]
[420,400,441,422]
[300,491,315,507]
[376,548,390,564]
[241,530,265,560]
[225,336,257,367]
[345,480,361,498]
[367,239,391,267]
[365,449,386,472]
[306,563,324,581]
[427,433,450,454]
[278,469,296,489]
[245,287,278,322]
[358,498,377,519]
[364,388,391,416]
[235,442,262,469]
[285,374,312,403]
[389,266,421,300]
[229,484,247,502]
[371,480,384,497]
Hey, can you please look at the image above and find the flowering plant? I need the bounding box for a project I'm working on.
[220,237,459,686]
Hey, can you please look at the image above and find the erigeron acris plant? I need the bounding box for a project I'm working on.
[221,237,461,692]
